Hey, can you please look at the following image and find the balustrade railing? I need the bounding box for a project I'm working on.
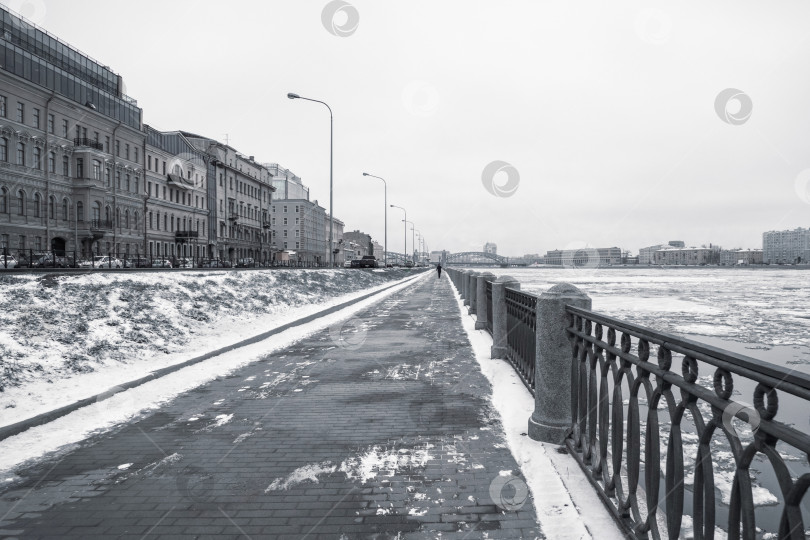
[447,267,810,539]
[505,286,537,394]
[565,304,810,539]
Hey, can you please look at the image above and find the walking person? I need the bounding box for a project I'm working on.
[436,263,442,278]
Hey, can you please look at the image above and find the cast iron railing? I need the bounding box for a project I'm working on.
[73,138,104,151]
[505,286,536,394]
[565,304,810,539]
[485,279,493,335]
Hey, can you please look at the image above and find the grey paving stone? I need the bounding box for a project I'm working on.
[0,274,545,538]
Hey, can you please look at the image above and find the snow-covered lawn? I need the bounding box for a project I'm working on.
[0,269,416,427]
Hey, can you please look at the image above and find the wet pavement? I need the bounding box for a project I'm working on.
[0,273,544,539]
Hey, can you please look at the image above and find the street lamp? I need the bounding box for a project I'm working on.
[362,172,386,267]
[403,220,414,265]
[287,92,334,267]
[390,204,406,266]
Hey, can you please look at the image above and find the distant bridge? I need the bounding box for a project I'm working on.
[443,252,528,267]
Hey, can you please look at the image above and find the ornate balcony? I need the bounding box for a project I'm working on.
[73,138,104,151]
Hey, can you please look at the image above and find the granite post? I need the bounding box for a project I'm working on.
[474,272,495,330]
[467,271,479,314]
[528,283,591,444]
[462,271,470,305]
[490,275,520,359]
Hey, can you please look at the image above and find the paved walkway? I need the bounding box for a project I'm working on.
[0,273,544,539]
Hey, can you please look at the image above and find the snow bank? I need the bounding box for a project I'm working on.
[0,269,415,426]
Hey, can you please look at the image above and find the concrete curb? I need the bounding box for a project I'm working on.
[0,271,428,442]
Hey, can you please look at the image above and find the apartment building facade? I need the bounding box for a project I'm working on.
[184,133,275,262]
[763,228,810,264]
[144,128,209,260]
[0,6,145,258]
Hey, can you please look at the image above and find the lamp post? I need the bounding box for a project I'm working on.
[287,92,334,267]
[390,204,406,266]
[403,220,415,264]
[362,172,386,267]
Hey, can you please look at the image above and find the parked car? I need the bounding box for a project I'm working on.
[127,257,151,268]
[177,258,194,269]
[31,254,72,268]
[235,258,255,268]
[202,259,231,268]
[78,256,123,269]
[0,255,18,269]
[151,258,173,268]
[343,260,352,268]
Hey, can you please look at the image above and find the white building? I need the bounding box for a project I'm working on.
[763,228,810,264]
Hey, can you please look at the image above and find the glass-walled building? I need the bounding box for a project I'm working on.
[0,9,141,129]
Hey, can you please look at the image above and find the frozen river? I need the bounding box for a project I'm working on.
[480,266,810,373]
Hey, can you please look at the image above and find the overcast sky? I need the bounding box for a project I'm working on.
[9,0,810,256]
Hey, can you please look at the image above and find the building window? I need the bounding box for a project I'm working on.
[35,236,42,251]
[283,230,288,238]
[125,210,130,229]
[16,189,24,216]
[283,205,287,213]
[15,143,24,166]
[115,140,120,157]
[48,152,55,173]
[16,102,23,123]
[62,156,69,176]
[0,95,5,117]
[0,137,7,162]
[0,187,7,213]
[156,212,160,231]
[76,158,83,178]
[125,144,129,160]
[33,193,40,217]
[77,201,83,222]
[105,168,111,186]
[148,155,151,169]
[162,161,166,175]
[149,212,153,229]
[18,235,25,250]
[116,170,121,189]
[32,108,40,129]
[62,119,68,137]
[47,114,54,134]
[126,174,130,192]
[93,160,101,181]
[134,176,139,193]
[33,147,41,170]
[48,196,54,219]
[105,136,110,153]
[134,147,138,163]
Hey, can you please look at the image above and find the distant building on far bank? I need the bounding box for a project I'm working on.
[484,242,497,255]
[639,241,686,264]
[720,249,763,265]
[653,246,721,265]
[544,247,622,266]
[763,228,810,264]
